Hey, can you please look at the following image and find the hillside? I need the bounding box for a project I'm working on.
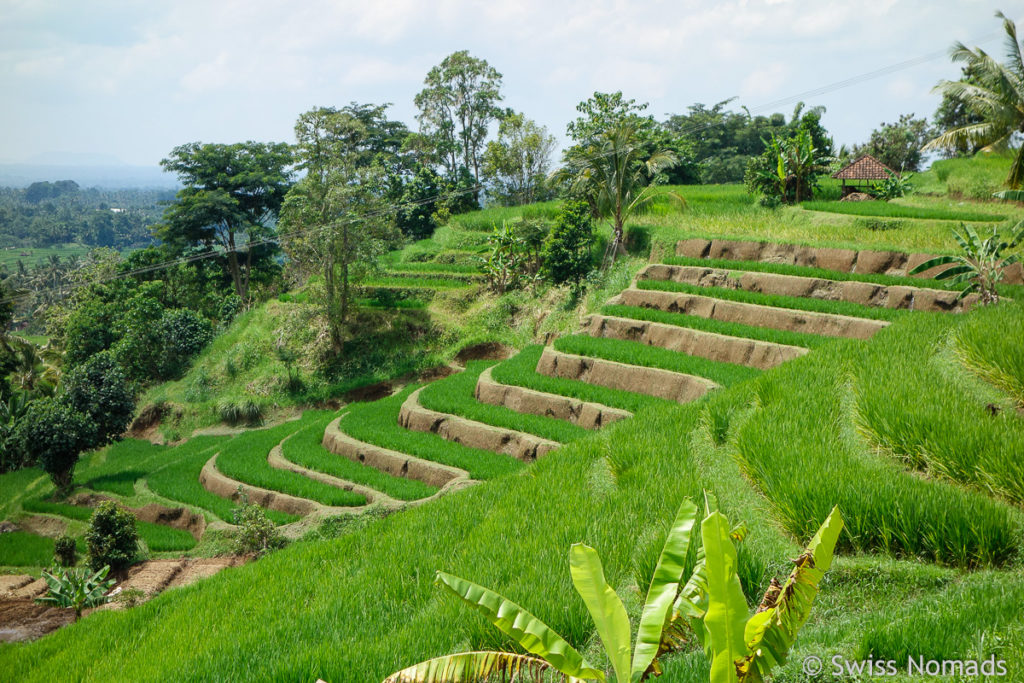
[3,180,1024,681]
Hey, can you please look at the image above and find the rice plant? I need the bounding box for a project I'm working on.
[800,201,1005,222]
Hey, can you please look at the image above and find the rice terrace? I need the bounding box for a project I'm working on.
[3,3,1024,682]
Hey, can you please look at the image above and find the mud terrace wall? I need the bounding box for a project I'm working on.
[581,313,807,369]
[641,264,980,312]
[614,288,888,339]
[321,416,469,490]
[535,347,718,403]
[398,388,559,461]
[675,237,1024,285]
[474,366,631,429]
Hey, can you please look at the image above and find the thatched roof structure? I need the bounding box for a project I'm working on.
[832,154,897,180]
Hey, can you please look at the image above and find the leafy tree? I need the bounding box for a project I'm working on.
[85,500,139,572]
[567,92,653,146]
[61,351,135,446]
[745,128,832,205]
[156,308,214,379]
[925,11,1024,187]
[11,397,96,493]
[414,51,504,185]
[557,122,680,261]
[850,114,934,172]
[482,112,556,206]
[159,141,294,301]
[542,201,595,291]
[396,165,442,240]
[279,107,398,355]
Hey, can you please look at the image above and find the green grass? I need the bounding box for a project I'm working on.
[337,386,524,481]
[447,202,561,232]
[361,276,470,289]
[854,310,1024,506]
[490,345,673,414]
[417,361,590,443]
[145,436,298,526]
[20,500,196,551]
[214,418,367,508]
[74,439,172,497]
[856,571,1024,662]
[915,152,1015,199]
[800,200,1006,222]
[637,278,908,322]
[601,304,831,350]
[0,467,49,519]
[553,334,762,387]
[953,300,1024,408]
[0,243,90,269]
[280,411,437,502]
[0,531,55,566]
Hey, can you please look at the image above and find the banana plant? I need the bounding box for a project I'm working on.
[685,505,844,683]
[909,221,1024,304]
[384,498,699,683]
[35,564,115,622]
[383,500,842,683]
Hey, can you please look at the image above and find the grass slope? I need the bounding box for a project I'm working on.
[800,200,1005,222]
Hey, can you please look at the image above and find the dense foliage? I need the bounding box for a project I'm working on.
[84,500,139,571]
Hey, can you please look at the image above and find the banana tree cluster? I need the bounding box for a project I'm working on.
[383,495,843,683]
[909,220,1024,304]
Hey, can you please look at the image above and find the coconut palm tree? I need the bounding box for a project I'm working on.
[925,11,1024,188]
[555,123,681,264]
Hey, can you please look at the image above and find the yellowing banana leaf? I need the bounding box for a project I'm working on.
[701,511,749,683]
[382,650,553,683]
[737,506,844,683]
[630,498,698,682]
[435,572,604,681]
[569,543,632,683]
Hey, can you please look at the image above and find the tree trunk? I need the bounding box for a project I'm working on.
[226,230,247,300]
[52,467,73,498]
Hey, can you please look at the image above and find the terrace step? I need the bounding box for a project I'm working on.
[199,454,362,518]
[322,416,472,490]
[640,263,979,312]
[267,437,402,508]
[612,288,888,339]
[474,365,632,429]
[397,387,559,462]
[581,313,807,369]
[535,347,718,404]
[674,237,1024,284]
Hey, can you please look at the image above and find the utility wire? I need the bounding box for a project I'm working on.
[2,23,1012,309]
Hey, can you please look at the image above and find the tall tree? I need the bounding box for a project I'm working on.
[414,51,503,185]
[556,122,679,262]
[482,112,556,206]
[159,142,293,301]
[851,113,933,172]
[925,11,1024,188]
[279,107,398,355]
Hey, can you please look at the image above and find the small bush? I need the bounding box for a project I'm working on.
[54,535,77,567]
[85,501,139,572]
[232,492,286,556]
[935,165,951,182]
[218,398,264,426]
[624,225,651,256]
[856,218,904,232]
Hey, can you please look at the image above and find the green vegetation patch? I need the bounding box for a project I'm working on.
[0,531,55,566]
[801,200,1005,222]
[417,361,590,443]
[637,278,906,322]
[215,418,366,508]
[20,500,195,551]
[338,386,523,481]
[601,304,830,350]
[280,411,437,502]
[490,345,672,414]
[145,436,297,525]
[553,334,762,387]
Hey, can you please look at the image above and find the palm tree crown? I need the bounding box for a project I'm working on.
[925,11,1024,188]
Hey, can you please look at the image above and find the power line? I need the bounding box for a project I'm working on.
[2,23,1012,309]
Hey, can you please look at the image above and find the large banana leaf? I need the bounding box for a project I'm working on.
[383,650,554,683]
[630,498,698,682]
[737,506,844,683]
[701,512,749,683]
[435,572,604,681]
[569,543,632,683]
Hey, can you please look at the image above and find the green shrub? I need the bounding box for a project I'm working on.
[61,351,135,448]
[218,398,264,426]
[85,501,139,572]
[11,397,97,493]
[158,308,214,379]
[856,218,904,232]
[232,492,286,556]
[542,200,595,291]
[54,535,77,567]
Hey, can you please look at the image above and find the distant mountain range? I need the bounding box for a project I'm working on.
[0,155,180,189]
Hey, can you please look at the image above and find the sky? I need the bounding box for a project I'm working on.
[0,0,1018,169]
